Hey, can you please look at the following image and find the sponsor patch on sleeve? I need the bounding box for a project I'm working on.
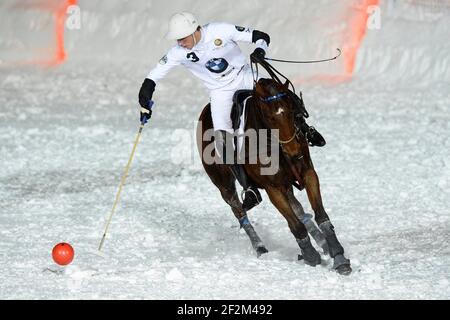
[159,55,168,65]
[235,26,250,33]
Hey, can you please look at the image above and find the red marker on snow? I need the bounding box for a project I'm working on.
[52,243,74,265]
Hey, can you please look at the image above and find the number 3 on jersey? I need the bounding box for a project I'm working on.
[187,52,199,62]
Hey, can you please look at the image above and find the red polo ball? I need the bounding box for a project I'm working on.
[52,243,74,265]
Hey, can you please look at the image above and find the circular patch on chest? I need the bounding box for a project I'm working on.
[214,39,223,46]
[205,58,229,73]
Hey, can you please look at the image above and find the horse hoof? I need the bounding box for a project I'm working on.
[336,264,352,275]
[304,257,321,267]
[332,254,351,274]
[297,237,322,267]
[298,254,322,267]
[256,246,269,257]
[299,253,321,267]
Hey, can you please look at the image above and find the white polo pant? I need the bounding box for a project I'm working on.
[209,65,256,133]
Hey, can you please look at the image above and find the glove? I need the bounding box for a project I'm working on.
[250,47,266,62]
[140,102,153,124]
[139,78,156,123]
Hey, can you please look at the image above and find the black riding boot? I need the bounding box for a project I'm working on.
[291,91,326,147]
[229,164,262,212]
[215,130,262,212]
[298,118,326,147]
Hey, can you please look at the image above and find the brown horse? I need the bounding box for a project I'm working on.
[196,77,352,275]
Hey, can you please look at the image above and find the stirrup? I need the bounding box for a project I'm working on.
[241,187,262,211]
[240,188,259,203]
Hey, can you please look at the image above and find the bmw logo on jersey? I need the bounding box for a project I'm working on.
[205,58,229,74]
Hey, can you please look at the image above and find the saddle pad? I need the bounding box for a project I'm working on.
[236,96,252,155]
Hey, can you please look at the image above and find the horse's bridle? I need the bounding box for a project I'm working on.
[251,56,307,185]
[256,89,303,148]
[256,91,307,176]
[278,130,297,145]
[257,95,305,189]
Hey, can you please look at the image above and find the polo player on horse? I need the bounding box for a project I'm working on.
[138,12,325,211]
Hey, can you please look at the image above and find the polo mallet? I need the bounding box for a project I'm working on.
[98,101,153,252]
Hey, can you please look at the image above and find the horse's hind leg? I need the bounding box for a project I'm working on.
[302,167,352,275]
[265,186,321,266]
[216,179,268,257]
[286,188,329,255]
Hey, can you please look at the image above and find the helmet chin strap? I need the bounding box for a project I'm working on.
[192,32,197,47]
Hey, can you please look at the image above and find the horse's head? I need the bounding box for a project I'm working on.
[254,78,302,157]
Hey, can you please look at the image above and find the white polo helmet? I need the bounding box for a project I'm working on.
[165,12,200,40]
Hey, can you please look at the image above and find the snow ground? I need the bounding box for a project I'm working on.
[0,0,449,300]
[0,62,449,299]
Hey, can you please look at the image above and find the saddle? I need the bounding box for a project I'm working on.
[230,89,253,130]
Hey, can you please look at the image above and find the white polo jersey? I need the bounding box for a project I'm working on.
[146,22,269,90]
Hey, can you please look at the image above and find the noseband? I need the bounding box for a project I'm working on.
[259,92,287,103]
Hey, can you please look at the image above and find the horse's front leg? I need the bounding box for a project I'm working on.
[286,188,329,255]
[301,166,352,275]
[265,186,321,267]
